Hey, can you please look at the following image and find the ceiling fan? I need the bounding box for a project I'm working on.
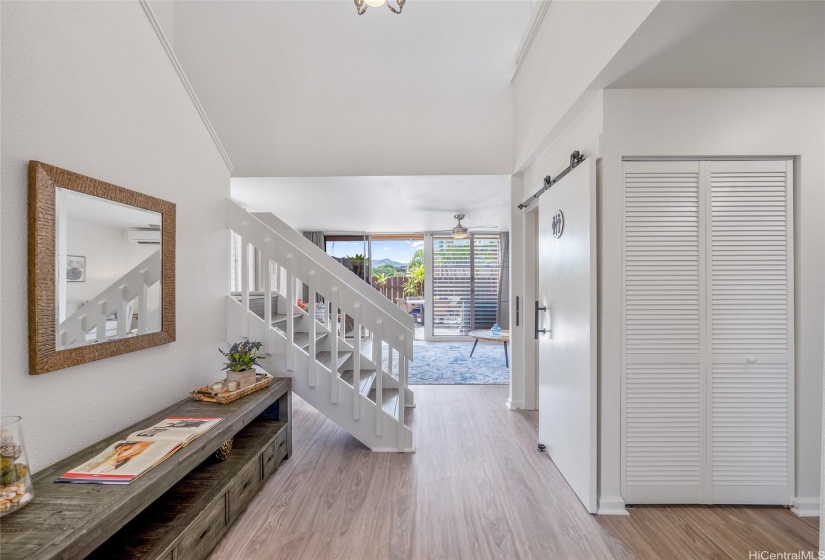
[436,214,498,239]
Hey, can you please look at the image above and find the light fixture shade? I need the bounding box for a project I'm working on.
[452,227,469,239]
[364,0,386,6]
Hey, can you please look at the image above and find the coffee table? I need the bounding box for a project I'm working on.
[468,329,510,368]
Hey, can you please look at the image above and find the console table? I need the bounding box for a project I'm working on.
[0,378,291,560]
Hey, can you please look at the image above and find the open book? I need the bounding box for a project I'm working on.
[56,417,223,484]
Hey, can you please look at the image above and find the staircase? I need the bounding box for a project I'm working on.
[225,200,415,452]
[58,250,161,347]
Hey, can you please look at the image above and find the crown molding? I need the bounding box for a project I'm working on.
[139,0,235,173]
[511,0,551,85]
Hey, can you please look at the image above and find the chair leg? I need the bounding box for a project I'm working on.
[504,341,509,368]
[470,339,479,357]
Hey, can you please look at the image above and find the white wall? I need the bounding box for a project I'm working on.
[1,1,231,472]
[600,87,825,510]
[512,0,657,172]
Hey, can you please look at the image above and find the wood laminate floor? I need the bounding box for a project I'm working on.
[210,385,818,560]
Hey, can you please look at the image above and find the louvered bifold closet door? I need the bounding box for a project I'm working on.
[622,161,705,503]
[707,160,793,505]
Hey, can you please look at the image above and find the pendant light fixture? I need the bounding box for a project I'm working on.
[354,0,405,15]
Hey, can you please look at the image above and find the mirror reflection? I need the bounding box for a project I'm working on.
[56,188,162,349]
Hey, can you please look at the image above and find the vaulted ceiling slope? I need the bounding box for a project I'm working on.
[171,1,533,177]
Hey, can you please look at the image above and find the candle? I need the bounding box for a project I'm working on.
[227,381,238,392]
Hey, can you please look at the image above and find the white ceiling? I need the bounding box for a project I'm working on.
[171,0,533,177]
[231,175,511,232]
[604,0,825,89]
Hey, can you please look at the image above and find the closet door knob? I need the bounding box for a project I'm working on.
[746,356,757,363]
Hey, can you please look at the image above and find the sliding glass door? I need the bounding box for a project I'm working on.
[324,235,370,283]
[431,234,502,336]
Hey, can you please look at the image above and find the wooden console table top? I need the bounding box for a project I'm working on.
[0,377,292,560]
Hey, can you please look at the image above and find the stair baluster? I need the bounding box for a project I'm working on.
[241,234,250,339]
[376,322,384,437]
[263,240,274,354]
[308,270,318,388]
[330,287,339,404]
[398,348,407,451]
[286,254,295,372]
[353,303,362,421]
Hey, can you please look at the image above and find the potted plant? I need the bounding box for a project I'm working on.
[219,340,265,389]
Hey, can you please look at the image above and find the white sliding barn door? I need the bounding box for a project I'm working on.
[622,159,793,505]
[537,158,598,513]
[622,161,705,504]
[707,160,793,505]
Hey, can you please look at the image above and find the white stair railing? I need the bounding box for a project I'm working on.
[58,250,161,347]
[226,200,414,452]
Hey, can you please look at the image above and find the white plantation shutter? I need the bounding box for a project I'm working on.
[432,235,502,336]
[622,159,793,506]
[623,161,704,503]
[432,237,472,335]
[708,160,793,505]
[472,235,501,330]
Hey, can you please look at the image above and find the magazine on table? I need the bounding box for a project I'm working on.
[56,417,224,485]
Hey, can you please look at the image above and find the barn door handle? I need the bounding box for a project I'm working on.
[535,301,548,339]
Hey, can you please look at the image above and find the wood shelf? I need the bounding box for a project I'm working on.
[0,378,292,560]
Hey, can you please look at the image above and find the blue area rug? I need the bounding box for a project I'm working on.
[406,340,510,385]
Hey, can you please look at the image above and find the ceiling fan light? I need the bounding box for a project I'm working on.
[452,227,469,239]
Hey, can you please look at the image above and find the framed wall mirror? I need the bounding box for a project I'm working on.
[28,161,176,374]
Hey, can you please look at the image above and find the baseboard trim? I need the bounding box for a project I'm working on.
[791,497,820,517]
[506,398,525,410]
[597,496,629,516]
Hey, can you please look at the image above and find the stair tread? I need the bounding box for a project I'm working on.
[316,350,353,370]
[292,331,329,351]
[340,369,377,395]
[272,312,303,326]
[368,387,399,418]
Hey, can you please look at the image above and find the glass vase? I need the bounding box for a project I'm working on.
[0,416,34,516]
